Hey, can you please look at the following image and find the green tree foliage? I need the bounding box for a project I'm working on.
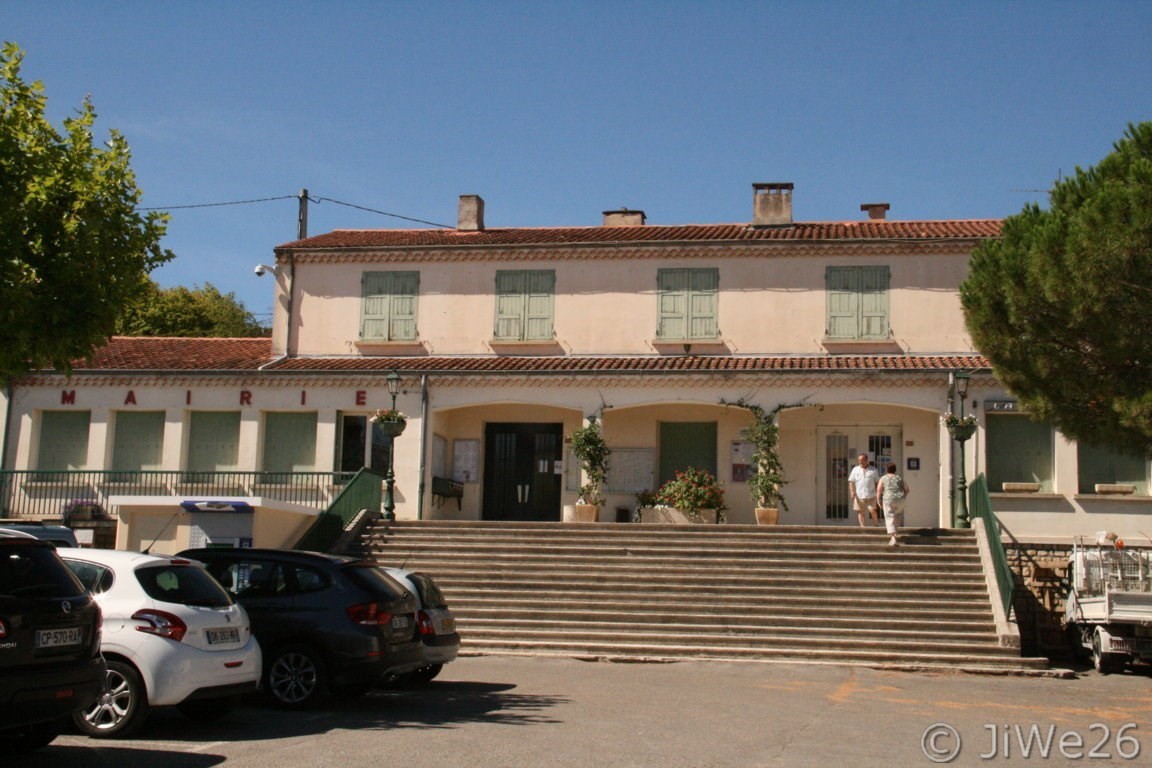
[961,122,1152,455]
[116,279,267,338]
[0,42,172,376]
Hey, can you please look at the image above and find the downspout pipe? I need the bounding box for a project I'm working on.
[417,374,429,520]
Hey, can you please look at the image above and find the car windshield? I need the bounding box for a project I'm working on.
[0,544,86,599]
[136,563,233,608]
[345,565,409,601]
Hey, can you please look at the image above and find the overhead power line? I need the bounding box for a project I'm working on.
[139,192,452,228]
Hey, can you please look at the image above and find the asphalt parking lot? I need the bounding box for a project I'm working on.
[21,655,1152,768]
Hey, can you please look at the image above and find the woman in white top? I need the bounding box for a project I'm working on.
[877,462,909,547]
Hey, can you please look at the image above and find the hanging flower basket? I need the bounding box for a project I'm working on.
[945,413,977,441]
[371,409,407,437]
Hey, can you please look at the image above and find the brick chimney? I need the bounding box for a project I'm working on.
[458,194,485,231]
[860,202,890,220]
[752,183,793,226]
[602,208,646,227]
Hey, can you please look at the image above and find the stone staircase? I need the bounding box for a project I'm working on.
[356,520,1049,673]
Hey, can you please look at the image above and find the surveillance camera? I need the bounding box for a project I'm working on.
[254,264,266,277]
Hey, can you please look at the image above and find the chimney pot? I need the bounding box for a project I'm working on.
[752,183,794,226]
[860,202,890,220]
[602,208,646,227]
[458,194,485,231]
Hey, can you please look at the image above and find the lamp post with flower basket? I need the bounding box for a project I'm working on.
[946,370,975,528]
[370,370,405,521]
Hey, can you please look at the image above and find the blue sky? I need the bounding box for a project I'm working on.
[3,1,1150,324]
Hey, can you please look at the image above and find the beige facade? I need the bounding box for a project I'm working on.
[3,184,1149,546]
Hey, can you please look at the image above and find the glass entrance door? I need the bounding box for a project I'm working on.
[817,426,900,525]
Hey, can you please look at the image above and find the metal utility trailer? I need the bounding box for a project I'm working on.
[1065,537,1152,673]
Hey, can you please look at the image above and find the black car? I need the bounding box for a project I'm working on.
[177,548,422,707]
[0,538,106,752]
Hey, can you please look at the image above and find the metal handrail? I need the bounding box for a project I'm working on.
[968,473,1016,615]
[293,468,384,552]
[0,469,357,520]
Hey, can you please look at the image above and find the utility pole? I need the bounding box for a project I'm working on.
[297,188,309,240]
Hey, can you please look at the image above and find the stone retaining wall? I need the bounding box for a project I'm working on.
[1005,542,1074,658]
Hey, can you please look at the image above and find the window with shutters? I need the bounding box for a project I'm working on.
[494,270,555,341]
[360,271,419,341]
[656,268,719,340]
[37,411,91,471]
[825,266,890,340]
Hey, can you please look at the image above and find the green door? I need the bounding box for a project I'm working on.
[483,423,563,521]
[658,422,718,486]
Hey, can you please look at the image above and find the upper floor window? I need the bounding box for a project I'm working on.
[657,268,718,340]
[986,413,1053,493]
[361,271,419,341]
[494,270,555,341]
[825,266,890,340]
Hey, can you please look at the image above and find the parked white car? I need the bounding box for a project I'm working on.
[381,567,459,684]
[57,549,261,737]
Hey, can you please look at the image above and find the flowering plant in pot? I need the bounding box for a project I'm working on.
[656,467,725,523]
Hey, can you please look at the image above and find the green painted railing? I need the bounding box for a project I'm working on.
[968,473,1015,616]
[293,468,385,552]
[0,470,357,520]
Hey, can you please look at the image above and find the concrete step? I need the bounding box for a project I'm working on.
[355,520,1043,672]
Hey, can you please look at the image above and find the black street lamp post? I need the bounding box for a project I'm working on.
[383,370,402,522]
[950,371,973,529]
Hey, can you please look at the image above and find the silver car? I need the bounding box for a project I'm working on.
[381,567,459,684]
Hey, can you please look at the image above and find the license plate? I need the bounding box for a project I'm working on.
[391,616,409,630]
[206,627,240,645]
[36,627,82,649]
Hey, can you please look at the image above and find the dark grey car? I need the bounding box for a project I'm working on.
[177,548,422,707]
[0,538,106,752]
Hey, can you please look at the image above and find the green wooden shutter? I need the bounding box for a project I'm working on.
[986,414,1054,493]
[858,266,890,339]
[688,269,719,339]
[495,271,526,339]
[825,267,859,338]
[388,272,419,340]
[263,412,318,473]
[187,412,241,472]
[37,411,91,470]
[657,269,688,339]
[1077,442,1149,494]
[361,272,391,340]
[112,411,165,471]
[524,271,555,340]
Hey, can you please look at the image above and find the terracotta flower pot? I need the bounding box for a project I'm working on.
[755,507,779,525]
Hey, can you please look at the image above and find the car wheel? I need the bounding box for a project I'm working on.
[4,719,61,753]
[1092,633,1125,675]
[265,646,327,707]
[74,660,150,738]
[408,664,443,684]
[178,694,241,721]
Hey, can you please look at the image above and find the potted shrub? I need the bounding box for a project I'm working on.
[656,467,725,524]
[567,416,610,522]
[740,402,788,524]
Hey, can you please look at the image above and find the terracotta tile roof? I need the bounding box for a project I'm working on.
[75,337,275,371]
[277,220,1002,251]
[260,354,990,374]
[53,338,988,376]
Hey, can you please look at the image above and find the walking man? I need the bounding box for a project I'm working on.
[847,453,880,527]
